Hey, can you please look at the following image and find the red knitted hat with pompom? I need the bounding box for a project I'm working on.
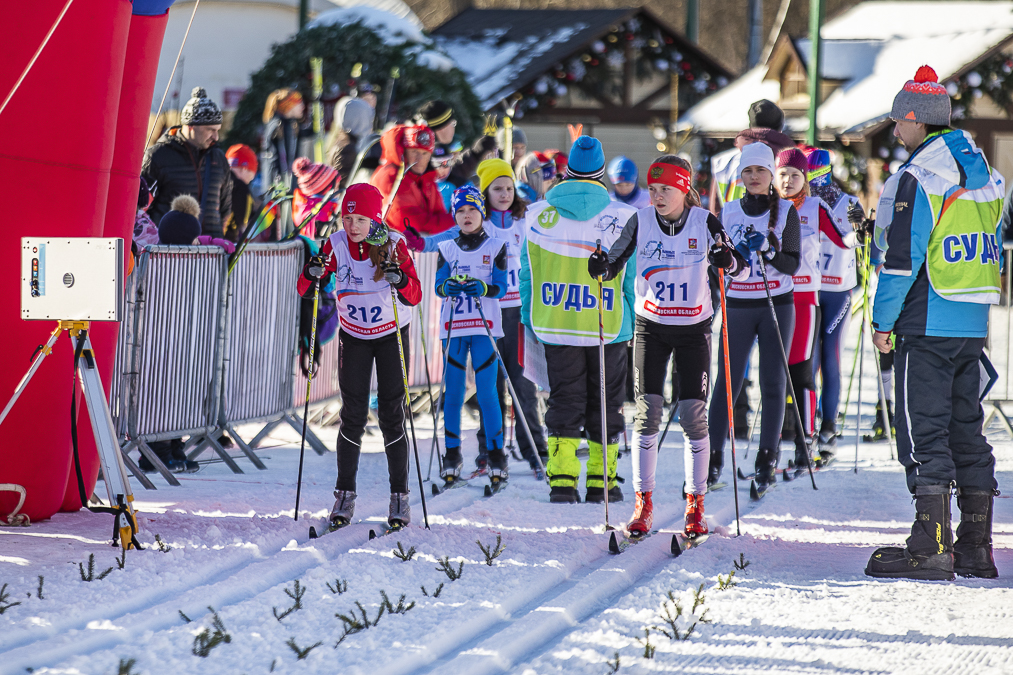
[891,65,950,125]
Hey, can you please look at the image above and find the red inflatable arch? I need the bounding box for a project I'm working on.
[0,0,175,521]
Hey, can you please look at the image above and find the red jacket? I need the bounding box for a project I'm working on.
[370,126,455,235]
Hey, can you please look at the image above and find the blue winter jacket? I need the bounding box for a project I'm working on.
[872,130,997,338]
[519,180,636,344]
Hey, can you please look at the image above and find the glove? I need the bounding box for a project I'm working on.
[847,201,865,228]
[380,259,405,287]
[462,278,488,297]
[587,250,610,278]
[402,221,425,252]
[439,279,465,296]
[745,230,768,252]
[707,242,734,269]
[305,254,327,279]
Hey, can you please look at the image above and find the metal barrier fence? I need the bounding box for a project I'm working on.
[111,245,448,489]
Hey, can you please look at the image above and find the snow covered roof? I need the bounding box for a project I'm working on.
[432,9,633,109]
[679,1,1013,138]
[308,4,455,71]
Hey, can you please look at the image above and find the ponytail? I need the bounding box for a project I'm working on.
[369,237,396,282]
[767,185,779,234]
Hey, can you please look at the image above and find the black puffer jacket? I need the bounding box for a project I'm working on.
[142,127,233,238]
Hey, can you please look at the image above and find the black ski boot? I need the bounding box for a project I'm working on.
[866,485,954,580]
[549,485,580,503]
[754,447,780,488]
[707,451,723,488]
[781,400,796,443]
[817,419,838,453]
[863,401,895,442]
[439,447,465,489]
[954,488,999,578]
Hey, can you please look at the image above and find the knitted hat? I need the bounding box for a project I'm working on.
[451,184,486,219]
[293,157,338,195]
[496,126,528,151]
[276,90,303,117]
[607,156,638,184]
[342,183,383,222]
[477,158,515,193]
[226,144,258,174]
[891,65,950,125]
[806,148,833,187]
[748,99,784,131]
[776,148,808,176]
[158,194,202,245]
[403,125,435,152]
[417,100,454,130]
[337,98,374,139]
[738,142,776,177]
[180,87,222,126]
[566,135,605,180]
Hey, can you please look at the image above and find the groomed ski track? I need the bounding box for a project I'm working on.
[2,390,1013,674]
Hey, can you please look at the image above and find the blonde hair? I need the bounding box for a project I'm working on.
[262,88,303,124]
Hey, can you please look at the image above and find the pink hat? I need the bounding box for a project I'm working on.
[292,157,338,195]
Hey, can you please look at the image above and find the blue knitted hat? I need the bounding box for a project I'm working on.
[607,155,638,184]
[451,184,486,220]
[806,149,833,187]
[566,135,605,180]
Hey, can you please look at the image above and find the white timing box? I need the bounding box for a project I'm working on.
[21,238,123,322]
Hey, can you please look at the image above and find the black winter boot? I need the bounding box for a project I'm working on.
[753,447,780,487]
[549,485,579,503]
[866,485,954,580]
[954,488,999,578]
[708,451,723,487]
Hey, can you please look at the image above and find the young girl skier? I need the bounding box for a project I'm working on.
[805,148,865,452]
[588,155,747,537]
[298,183,422,532]
[435,185,510,490]
[419,159,547,475]
[773,148,858,473]
[707,142,801,492]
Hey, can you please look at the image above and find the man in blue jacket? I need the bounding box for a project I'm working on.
[866,66,1004,581]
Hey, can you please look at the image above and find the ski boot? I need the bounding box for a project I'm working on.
[954,488,999,578]
[585,484,624,503]
[328,490,356,530]
[388,493,411,532]
[817,419,838,454]
[626,491,653,537]
[781,399,796,443]
[684,493,708,538]
[469,453,489,480]
[439,447,465,490]
[753,447,780,490]
[866,485,954,580]
[707,450,723,489]
[863,401,895,442]
[487,449,509,495]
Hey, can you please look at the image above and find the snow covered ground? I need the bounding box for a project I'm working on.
[2,328,1013,675]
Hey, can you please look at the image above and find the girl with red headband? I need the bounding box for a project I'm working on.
[706,142,801,494]
[587,155,747,539]
[773,148,859,476]
[297,183,422,533]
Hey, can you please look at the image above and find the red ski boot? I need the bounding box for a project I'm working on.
[626,491,653,537]
[685,493,708,538]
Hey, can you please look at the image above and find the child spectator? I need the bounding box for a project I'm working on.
[371,124,455,235]
[158,194,235,252]
[225,144,261,243]
[292,157,340,237]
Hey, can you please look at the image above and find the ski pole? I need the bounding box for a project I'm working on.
[658,401,677,447]
[860,254,896,461]
[718,272,742,536]
[474,299,548,482]
[294,252,330,521]
[854,237,873,473]
[427,296,456,481]
[387,264,430,529]
[744,396,761,460]
[594,240,613,530]
[748,226,817,490]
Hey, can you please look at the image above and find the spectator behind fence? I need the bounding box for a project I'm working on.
[158,194,235,252]
[132,176,160,249]
[292,157,340,237]
[225,144,261,243]
[326,97,376,189]
[142,87,232,239]
[371,124,454,235]
[260,88,307,189]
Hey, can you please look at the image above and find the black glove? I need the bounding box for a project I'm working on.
[847,201,865,228]
[708,242,734,269]
[587,250,610,278]
[381,260,405,288]
[305,254,327,280]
